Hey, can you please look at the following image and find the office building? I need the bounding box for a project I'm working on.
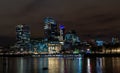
[44,17,58,41]
[16,24,31,51]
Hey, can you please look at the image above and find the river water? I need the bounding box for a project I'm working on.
[0,57,120,73]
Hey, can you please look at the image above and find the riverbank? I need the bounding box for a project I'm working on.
[0,53,120,57]
[0,54,82,57]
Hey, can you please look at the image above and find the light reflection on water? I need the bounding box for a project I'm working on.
[0,57,120,73]
[96,58,102,73]
[87,58,91,73]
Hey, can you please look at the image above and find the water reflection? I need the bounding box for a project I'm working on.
[73,58,82,73]
[112,57,120,73]
[87,58,91,73]
[17,57,24,73]
[96,58,103,73]
[0,57,120,73]
[3,57,8,73]
[33,58,38,73]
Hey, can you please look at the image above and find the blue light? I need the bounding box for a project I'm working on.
[59,24,64,30]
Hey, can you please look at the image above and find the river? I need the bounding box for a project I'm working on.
[0,57,120,73]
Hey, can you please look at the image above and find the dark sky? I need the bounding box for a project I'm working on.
[0,0,120,38]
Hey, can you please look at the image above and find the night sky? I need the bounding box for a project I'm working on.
[0,0,120,38]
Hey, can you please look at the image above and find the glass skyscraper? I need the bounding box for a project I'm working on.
[44,17,58,41]
[16,24,31,51]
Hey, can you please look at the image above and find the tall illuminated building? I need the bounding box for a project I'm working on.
[59,24,65,41]
[44,17,58,41]
[16,24,31,51]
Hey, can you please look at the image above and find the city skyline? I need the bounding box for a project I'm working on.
[0,1,120,73]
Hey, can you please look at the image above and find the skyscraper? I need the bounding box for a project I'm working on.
[16,24,31,51]
[59,24,65,41]
[44,17,58,41]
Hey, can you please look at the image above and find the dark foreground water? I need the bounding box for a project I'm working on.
[0,57,120,73]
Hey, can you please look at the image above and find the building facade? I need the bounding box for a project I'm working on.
[44,17,58,41]
[16,24,31,51]
[59,24,65,41]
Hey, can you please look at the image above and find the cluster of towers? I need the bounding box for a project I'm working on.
[14,17,120,54]
[15,17,80,53]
